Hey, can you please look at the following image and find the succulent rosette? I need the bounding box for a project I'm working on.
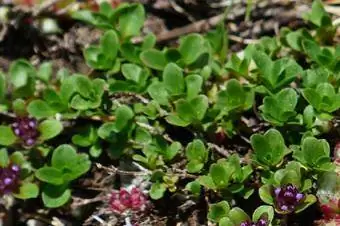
[109,187,149,215]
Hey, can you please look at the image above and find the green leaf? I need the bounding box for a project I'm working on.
[10,60,35,88]
[252,205,274,223]
[10,151,25,166]
[114,105,134,132]
[228,207,250,225]
[219,217,235,226]
[140,49,167,70]
[100,30,119,60]
[179,34,205,65]
[295,194,317,213]
[147,82,169,106]
[250,129,286,167]
[37,62,52,82]
[27,100,56,119]
[51,144,78,170]
[259,184,274,205]
[35,167,64,185]
[122,63,143,83]
[38,119,63,141]
[0,148,9,167]
[185,181,201,196]
[197,175,216,190]
[118,4,145,38]
[72,126,98,147]
[13,183,39,199]
[300,137,331,170]
[142,33,156,50]
[163,63,185,96]
[0,126,17,146]
[74,74,92,99]
[187,160,204,173]
[185,74,203,100]
[165,115,190,127]
[207,201,230,222]
[186,139,207,162]
[191,95,209,120]
[210,163,230,188]
[150,181,167,200]
[89,143,102,158]
[42,184,71,208]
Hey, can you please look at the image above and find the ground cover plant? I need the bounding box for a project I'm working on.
[0,0,339,225]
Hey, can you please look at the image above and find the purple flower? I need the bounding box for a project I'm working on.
[274,184,305,213]
[240,218,268,226]
[0,164,21,195]
[11,117,40,147]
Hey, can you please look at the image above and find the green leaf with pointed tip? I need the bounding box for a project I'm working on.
[0,126,17,146]
[27,100,56,119]
[38,119,63,141]
[259,184,274,205]
[208,201,230,222]
[163,63,185,96]
[13,182,39,199]
[140,49,167,70]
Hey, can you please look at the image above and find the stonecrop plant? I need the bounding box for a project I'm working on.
[0,0,339,225]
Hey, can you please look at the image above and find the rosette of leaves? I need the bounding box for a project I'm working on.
[293,136,335,172]
[302,83,340,117]
[185,139,208,173]
[207,201,274,226]
[302,0,335,44]
[196,154,253,198]
[250,129,291,169]
[259,161,316,214]
[0,148,39,199]
[35,145,91,208]
[251,50,302,93]
[213,79,254,136]
[259,88,298,126]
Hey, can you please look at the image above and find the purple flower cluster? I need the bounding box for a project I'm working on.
[0,164,20,195]
[274,184,305,212]
[240,218,268,226]
[11,117,39,147]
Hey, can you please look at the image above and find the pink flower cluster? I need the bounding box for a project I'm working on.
[109,187,149,214]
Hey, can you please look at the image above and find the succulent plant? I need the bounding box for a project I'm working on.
[110,187,149,214]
